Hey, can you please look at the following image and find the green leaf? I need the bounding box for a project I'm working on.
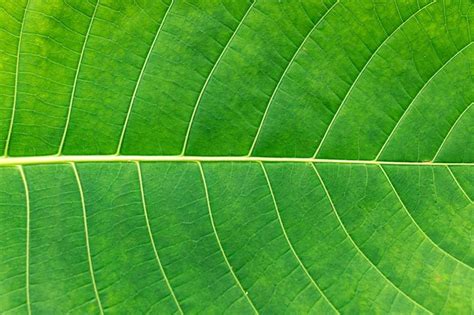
[0,0,472,314]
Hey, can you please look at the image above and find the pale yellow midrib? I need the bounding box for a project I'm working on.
[0,155,471,166]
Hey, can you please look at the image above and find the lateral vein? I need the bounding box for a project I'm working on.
[446,166,473,203]
[116,1,175,154]
[376,43,472,160]
[260,162,339,314]
[247,1,339,156]
[312,0,436,158]
[180,1,256,155]
[197,162,259,314]
[135,161,183,314]
[379,165,472,269]
[18,165,31,315]
[432,103,473,162]
[4,1,30,157]
[71,162,104,314]
[311,163,433,314]
[58,0,100,155]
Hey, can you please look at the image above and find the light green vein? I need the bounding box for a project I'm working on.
[17,165,31,315]
[135,161,183,314]
[432,103,473,162]
[71,162,104,315]
[379,165,472,269]
[248,0,339,156]
[116,1,175,154]
[197,161,259,314]
[312,0,436,158]
[58,0,100,155]
[0,155,471,166]
[311,163,433,314]
[259,162,339,314]
[181,1,256,155]
[446,166,473,203]
[376,43,473,160]
[4,0,30,157]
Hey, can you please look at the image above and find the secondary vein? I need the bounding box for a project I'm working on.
[197,162,259,314]
[379,165,472,269]
[4,0,30,157]
[58,0,100,155]
[135,161,183,314]
[71,162,104,314]
[260,162,339,314]
[311,163,433,314]
[247,1,339,157]
[18,165,31,315]
[312,0,436,159]
[180,1,256,155]
[115,1,175,155]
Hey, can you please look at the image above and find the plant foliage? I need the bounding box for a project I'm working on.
[0,0,472,314]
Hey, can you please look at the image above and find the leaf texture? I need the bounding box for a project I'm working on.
[0,0,472,314]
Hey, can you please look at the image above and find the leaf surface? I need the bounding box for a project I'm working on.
[0,0,472,314]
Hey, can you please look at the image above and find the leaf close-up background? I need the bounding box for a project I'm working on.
[0,0,472,314]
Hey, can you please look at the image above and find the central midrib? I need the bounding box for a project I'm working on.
[0,155,470,166]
